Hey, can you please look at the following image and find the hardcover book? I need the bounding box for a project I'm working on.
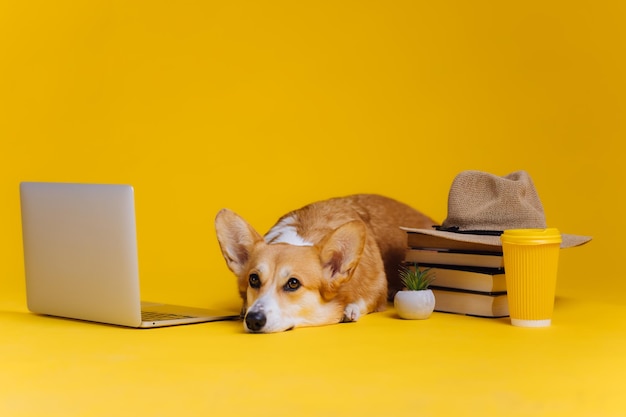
[405,248,504,269]
[431,288,509,318]
[412,265,506,293]
[401,228,502,253]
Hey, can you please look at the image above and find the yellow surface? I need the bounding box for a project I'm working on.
[1,1,625,416]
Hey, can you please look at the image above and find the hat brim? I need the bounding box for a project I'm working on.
[400,227,592,249]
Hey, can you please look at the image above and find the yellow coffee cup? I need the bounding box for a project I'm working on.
[501,228,562,327]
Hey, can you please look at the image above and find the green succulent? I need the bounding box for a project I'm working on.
[399,264,435,291]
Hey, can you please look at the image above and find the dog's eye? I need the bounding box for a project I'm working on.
[284,277,301,292]
[249,273,261,289]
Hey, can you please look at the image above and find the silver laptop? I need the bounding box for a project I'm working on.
[19,182,239,328]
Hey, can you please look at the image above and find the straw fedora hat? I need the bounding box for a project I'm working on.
[403,170,591,249]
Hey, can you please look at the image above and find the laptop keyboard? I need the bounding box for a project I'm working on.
[141,311,194,321]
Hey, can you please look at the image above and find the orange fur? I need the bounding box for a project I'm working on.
[215,194,435,332]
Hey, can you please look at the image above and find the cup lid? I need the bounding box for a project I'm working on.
[501,228,562,245]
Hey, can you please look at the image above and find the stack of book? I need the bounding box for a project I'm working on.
[403,231,509,318]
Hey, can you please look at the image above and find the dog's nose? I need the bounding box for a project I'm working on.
[245,310,266,332]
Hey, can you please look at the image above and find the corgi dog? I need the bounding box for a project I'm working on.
[215,194,435,333]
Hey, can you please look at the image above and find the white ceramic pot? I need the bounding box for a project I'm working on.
[394,289,436,320]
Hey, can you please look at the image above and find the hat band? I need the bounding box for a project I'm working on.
[433,225,503,236]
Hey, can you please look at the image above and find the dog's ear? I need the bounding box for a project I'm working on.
[318,220,366,300]
[214,209,264,277]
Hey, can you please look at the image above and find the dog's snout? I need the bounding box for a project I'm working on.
[245,310,266,332]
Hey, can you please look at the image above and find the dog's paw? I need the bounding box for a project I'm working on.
[342,303,363,322]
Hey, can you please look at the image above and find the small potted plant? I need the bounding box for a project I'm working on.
[394,264,436,319]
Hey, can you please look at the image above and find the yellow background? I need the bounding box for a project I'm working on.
[1,1,625,416]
